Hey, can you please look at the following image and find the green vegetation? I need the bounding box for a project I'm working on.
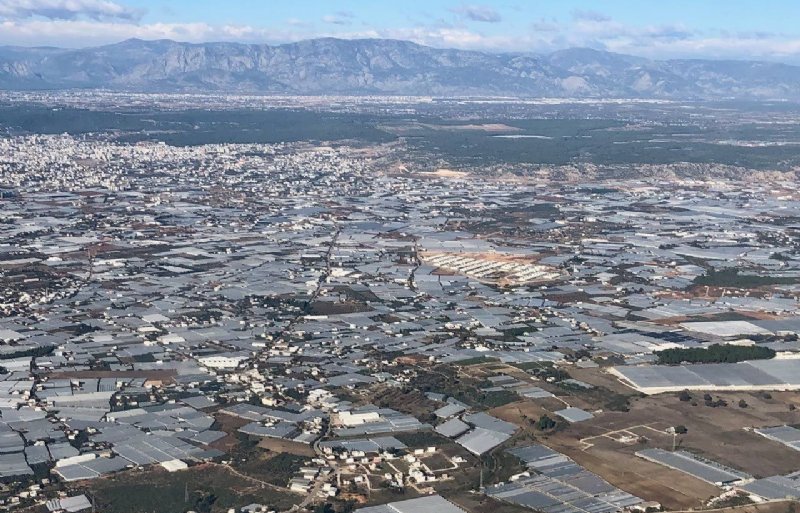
[0,344,55,360]
[693,268,800,288]
[535,414,557,431]
[703,393,729,408]
[193,491,217,513]
[554,380,633,413]
[0,105,395,146]
[712,493,754,508]
[413,366,519,409]
[315,504,336,513]
[9,105,800,170]
[396,117,800,170]
[656,343,775,365]
[485,450,526,484]
[455,356,500,366]
[511,361,570,382]
[479,390,520,408]
[600,392,632,412]
[395,431,450,448]
[771,252,793,261]
[238,452,306,487]
[88,465,298,513]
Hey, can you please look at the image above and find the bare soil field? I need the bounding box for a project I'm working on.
[210,410,251,452]
[569,366,644,395]
[609,391,800,478]
[488,400,717,508]
[564,392,800,479]
[257,437,316,457]
[428,123,520,133]
[490,400,560,427]
[421,168,470,178]
[674,500,799,513]
[487,386,800,510]
[548,435,720,510]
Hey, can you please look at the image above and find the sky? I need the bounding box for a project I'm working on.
[2,0,800,62]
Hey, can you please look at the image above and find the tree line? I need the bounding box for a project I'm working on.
[656,343,775,365]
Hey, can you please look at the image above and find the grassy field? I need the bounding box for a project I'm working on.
[235,451,308,487]
[82,464,299,513]
[257,437,316,457]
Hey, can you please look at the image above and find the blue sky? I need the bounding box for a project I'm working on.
[1,0,800,62]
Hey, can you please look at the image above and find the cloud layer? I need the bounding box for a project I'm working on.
[0,0,141,21]
[452,5,502,23]
[1,1,800,63]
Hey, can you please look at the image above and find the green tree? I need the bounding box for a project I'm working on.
[536,415,556,431]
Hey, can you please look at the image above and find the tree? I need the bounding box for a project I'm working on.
[674,425,688,434]
[340,500,358,513]
[535,414,556,431]
[738,399,748,408]
[193,492,217,513]
[678,390,692,402]
[655,343,775,365]
[315,504,335,513]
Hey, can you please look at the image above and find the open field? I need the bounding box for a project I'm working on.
[597,392,800,478]
[545,436,720,510]
[418,168,471,178]
[257,437,316,457]
[234,451,308,487]
[569,366,646,395]
[209,411,251,452]
[487,387,800,510]
[79,464,299,513]
[672,500,800,513]
[487,402,716,510]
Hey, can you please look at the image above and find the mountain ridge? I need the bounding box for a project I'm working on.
[2,37,800,100]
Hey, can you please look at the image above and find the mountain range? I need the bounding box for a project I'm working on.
[2,37,800,100]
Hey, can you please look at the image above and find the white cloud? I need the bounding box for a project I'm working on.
[451,4,502,23]
[0,20,269,47]
[0,0,142,22]
[1,11,800,64]
[322,10,355,26]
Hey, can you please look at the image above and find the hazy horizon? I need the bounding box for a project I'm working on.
[3,0,800,64]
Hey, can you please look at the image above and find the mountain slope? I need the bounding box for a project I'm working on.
[2,37,800,99]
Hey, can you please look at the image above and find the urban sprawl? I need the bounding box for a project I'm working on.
[2,97,800,513]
